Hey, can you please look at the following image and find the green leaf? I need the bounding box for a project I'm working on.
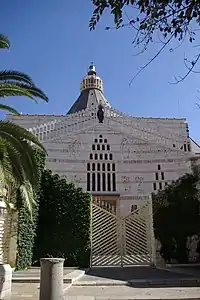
[0,34,10,49]
[0,104,20,115]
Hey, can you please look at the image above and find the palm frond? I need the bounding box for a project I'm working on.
[19,181,34,217]
[0,104,20,115]
[0,83,35,99]
[0,82,48,102]
[0,34,10,49]
[0,121,47,153]
[0,70,34,85]
[13,82,48,102]
[0,132,38,186]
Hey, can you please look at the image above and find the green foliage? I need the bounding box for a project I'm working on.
[15,150,46,270]
[90,0,200,82]
[153,173,200,263]
[0,121,47,213]
[32,170,91,268]
[90,0,199,44]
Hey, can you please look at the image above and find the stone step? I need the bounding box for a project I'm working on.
[12,269,85,284]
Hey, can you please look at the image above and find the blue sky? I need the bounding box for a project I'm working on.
[1,0,200,141]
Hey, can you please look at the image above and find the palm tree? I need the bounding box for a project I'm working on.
[0,34,48,212]
[0,34,48,115]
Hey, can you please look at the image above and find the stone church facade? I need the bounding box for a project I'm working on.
[7,64,199,218]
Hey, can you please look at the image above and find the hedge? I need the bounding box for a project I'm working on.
[32,170,91,267]
[153,173,200,263]
[15,150,46,270]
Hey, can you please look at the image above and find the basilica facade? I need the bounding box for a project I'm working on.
[8,64,199,218]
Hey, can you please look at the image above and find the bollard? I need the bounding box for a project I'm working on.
[39,258,65,300]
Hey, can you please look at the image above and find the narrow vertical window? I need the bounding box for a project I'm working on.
[102,173,106,191]
[92,144,95,150]
[90,153,93,159]
[112,163,115,171]
[105,153,108,160]
[100,153,103,160]
[92,173,95,191]
[87,173,90,191]
[107,145,110,151]
[158,164,161,170]
[112,173,116,191]
[187,143,191,152]
[97,144,100,150]
[94,138,98,143]
[92,163,95,171]
[107,173,111,191]
[97,163,100,171]
[161,172,164,180]
[155,172,158,180]
[104,139,107,143]
[97,173,101,191]
[87,163,90,171]
[153,182,156,191]
[109,153,113,160]
[95,153,98,160]
[102,163,105,171]
[102,144,105,151]
[184,143,187,152]
[107,163,110,171]
[159,182,162,190]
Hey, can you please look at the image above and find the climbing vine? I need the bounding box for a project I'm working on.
[15,149,46,270]
[153,173,200,263]
[32,170,91,267]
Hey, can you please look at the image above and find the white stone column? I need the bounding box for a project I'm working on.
[39,258,64,300]
[0,264,12,299]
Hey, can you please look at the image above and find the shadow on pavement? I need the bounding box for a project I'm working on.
[83,266,200,287]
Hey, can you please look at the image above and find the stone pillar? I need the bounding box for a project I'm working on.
[39,258,64,300]
[0,264,12,299]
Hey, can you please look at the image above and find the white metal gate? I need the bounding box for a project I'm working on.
[91,199,155,267]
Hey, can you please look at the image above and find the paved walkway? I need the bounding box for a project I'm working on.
[64,286,200,299]
[10,266,200,299]
[11,283,200,300]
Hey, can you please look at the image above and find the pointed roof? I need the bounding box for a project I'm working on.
[66,63,111,114]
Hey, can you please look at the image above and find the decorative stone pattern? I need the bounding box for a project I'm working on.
[6,66,197,220]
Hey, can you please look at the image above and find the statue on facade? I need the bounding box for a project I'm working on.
[97,104,104,123]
